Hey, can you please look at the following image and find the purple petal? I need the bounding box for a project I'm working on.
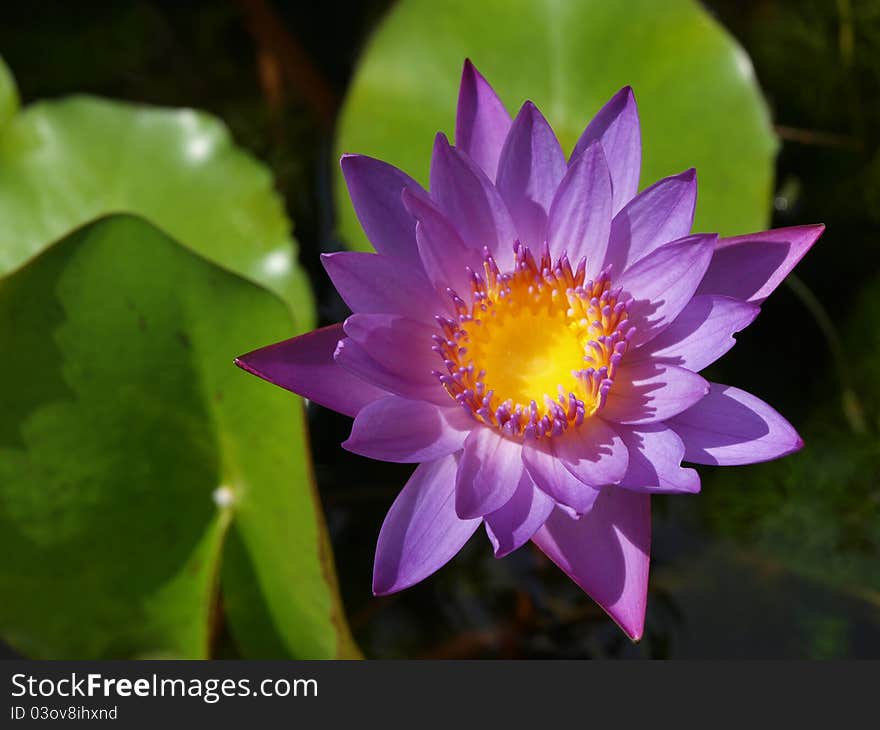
[496,101,567,249]
[401,188,477,296]
[484,472,555,557]
[343,395,472,463]
[455,59,512,181]
[455,427,525,519]
[696,224,824,303]
[235,324,385,417]
[373,454,480,595]
[521,438,602,514]
[333,336,447,406]
[341,313,450,405]
[340,154,430,268]
[616,423,700,494]
[668,383,803,465]
[321,251,448,323]
[629,295,760,372]
[617,233,718,347]
[604,169,697,276]
[602,361,710,424]
[546,141,613,268]
[532,489,651,641]
[430,132,518,268]
[553,418,629,488]
[571,87,641,214]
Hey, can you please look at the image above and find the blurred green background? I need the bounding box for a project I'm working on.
[0,0,878,659]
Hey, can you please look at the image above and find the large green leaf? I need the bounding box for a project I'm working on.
[335,0,777,251]
[0,57,314,332]
[0,215,356,658]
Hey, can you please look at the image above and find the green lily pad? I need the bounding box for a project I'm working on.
[335,0,777,251]
[0,215,356,658]
[0,56,314,332]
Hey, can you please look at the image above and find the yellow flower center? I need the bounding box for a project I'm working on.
[434,245,632,440]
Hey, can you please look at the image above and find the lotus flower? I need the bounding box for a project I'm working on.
[237,60,823,640]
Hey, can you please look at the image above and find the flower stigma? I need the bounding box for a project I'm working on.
[433,244,634,440]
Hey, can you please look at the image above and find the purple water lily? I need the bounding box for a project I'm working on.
[237,60,823,640]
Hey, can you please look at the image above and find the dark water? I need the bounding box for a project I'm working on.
[1,0,878,659]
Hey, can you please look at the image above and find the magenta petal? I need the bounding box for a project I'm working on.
[604,169,697,276]
[321,251,447,323]
[546,141,613,268]
[455,59,512,181]
[668,383,803,465]
[340,154,430,268]
[484,471,554,557]
[521,439,602,514]
[697,224,824,304]
[455,427,525,519]
[532,490,651,641]
[496,101,567,249]
[617,233,718,347]
[343,395,471,463]
[430,132,518,268]
[629,295,760,372]
[235,324,385,417]
[571,87,641,214]
[616,423,700,494]
[373,454,481,595]
[401,188,477,295]
[603,361,710,424]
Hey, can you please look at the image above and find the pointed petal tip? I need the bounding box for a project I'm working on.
[400,185,419,214]
[618,85,636,101]
[233,351,262,378]
[371,578,399,597]
[485,526,505,558]
[461,57,488,84]
[615,597,647,643]
[533,493,651,644]
[627,625,645,643]
[805,222,826,240]
[672,383,805,465]
[513,99,554,128]
[340,436,359,456]
[339,151,372,171]
[371,575,421,596]
[606,85,638,115]
[454,496,481,521]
